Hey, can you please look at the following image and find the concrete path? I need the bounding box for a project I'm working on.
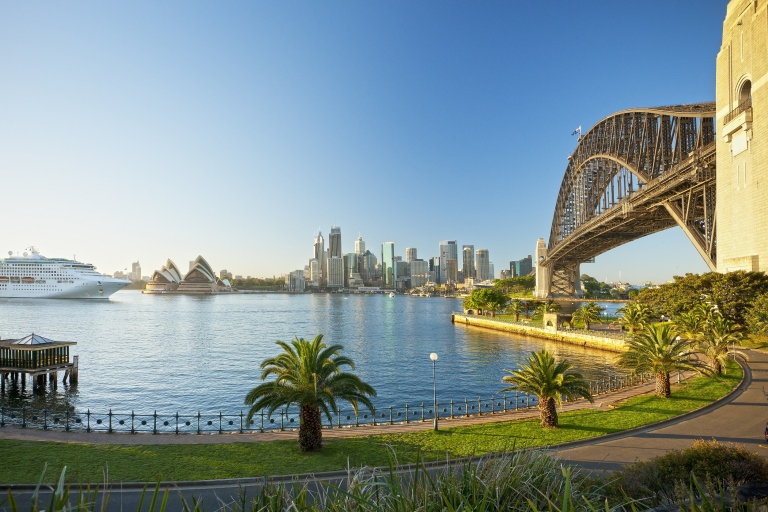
[0,375,679,445]
[554,348,768,473]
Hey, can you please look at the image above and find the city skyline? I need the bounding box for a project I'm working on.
[1,1,717,283]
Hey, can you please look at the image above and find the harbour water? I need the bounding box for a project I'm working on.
[0,292,622,414]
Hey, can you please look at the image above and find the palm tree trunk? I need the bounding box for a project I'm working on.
[655,372,671,398]
[539,397,558,428]
[299,405,323,451]
[712,359,722,375]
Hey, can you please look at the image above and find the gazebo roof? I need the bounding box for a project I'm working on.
[13,334,56,345]
[0,334,76,349]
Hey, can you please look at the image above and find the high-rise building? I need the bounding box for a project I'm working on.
[327,257,344,288]
[510,255,533,277]
[395,260,409,289]
[475,249,490,281]
[360,250,378,282]
[489,262,495,280]
[287,270,305,292]
[429,256,440,283]
[405,248,417,263]
[445,259,458,283]
[131,261,141,281]
[328,226,342,259]
[410,259,429,287]
[313,231,326,286]
[308,258,319,287]
[382,242,395,288]
[343,253,358,288]
[355,236,366,256]
[220,269,228,279]
[462,245,475,281]
[438,240,458,284]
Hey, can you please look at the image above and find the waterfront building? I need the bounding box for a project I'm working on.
[445,259,458,283]
[489,263,495,280]
[439,240,458,284]
[410,259,429,287]
[406,247,417,263]
[395,260,409,289]
[344,252,358,288]
[429,256,440,284]
[500,269,512,279]
[462,245,475,281]
[382,242,395,288]
[327,257,344,288]
[146,259,183,292]
[176,256,232,294]
[287,270,305,292]
[348,272,364,288]
[0,334,78,388]
[308,258,319,287]
[131,261,141,281]
[355,236,366,256]
[475,249,490,281]
[328,226,342,259]
[313,231,326,286]
[510,255,533,277]
[359,250,377,282]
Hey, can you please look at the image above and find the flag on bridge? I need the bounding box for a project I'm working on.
[571,126,582,136]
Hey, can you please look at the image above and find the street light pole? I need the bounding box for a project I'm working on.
[430,352,438,431]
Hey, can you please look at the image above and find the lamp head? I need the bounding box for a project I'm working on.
[430,352,438,361]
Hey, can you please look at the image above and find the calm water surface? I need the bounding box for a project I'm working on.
[0,292,622,413]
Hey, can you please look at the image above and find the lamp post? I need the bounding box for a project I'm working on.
[430,352,438,431]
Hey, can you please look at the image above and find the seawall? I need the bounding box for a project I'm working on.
[451,314,627,353]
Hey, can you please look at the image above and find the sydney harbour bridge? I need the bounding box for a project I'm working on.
[536,103,717,298]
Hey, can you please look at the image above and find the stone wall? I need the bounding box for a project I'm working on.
[451,314,627,353]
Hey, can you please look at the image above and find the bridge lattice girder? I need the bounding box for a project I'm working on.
[544,103,717,297]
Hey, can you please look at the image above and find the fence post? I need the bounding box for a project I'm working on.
[153,411,157,434]
[372,407,376,427]
[503,394,507,413]
[515,394,519,411]
[131,411,135,434]
[450,399,454,419]
[65,410,69,432]
[477,397,482,416]
[337,408,341,428]
[491,396,495,414]
[261,410,265,432]
[526,393,530,409]
[175,412,179,435]
[86,409,90,432]
[240,410,243,433]
[219,411,223,434]
[108,409,113,433]
[389,406,393,425]
[464,398,469,417]
[197,411,201,435]
[280,409,284,431]
[421,403,425,422]
[22,407,26,428]
[405,403,409,424]
[43,408,48,430]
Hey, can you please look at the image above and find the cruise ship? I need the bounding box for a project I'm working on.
[0,247,130,299]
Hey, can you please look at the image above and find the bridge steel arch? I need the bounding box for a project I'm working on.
[538,103,717,298]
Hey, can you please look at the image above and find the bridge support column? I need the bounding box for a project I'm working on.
[535,238,551,298]
[551,262,580,298]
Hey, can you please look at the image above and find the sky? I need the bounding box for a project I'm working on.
[0,1,726,283]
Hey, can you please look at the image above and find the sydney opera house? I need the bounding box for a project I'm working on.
[144,256,232,294]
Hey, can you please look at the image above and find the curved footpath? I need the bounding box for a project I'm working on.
[1,352,761,511]
[554,347,768,472]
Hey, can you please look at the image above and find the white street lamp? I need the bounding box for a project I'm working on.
[430,352,438,431]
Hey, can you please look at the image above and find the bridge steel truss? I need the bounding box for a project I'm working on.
[542,103,717,297]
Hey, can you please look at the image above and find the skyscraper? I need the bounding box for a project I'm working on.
[475,249,490,281]
[439,240,458,284]
[409,260,429,287]
[382,242,395,288]
[445,259,458,283]
[131,261,141,281]
[462,245,475,281]
[510,255,533,277]
[328,226,342,259]
[355,236,366,256]
[344,253,358,288]
[405,248,417,263]
[327,257,344,288]
[313,231,326,286]
[489,262,495,280]
[308,258,319,287]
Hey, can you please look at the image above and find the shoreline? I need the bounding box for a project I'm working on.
[451,314,628,352]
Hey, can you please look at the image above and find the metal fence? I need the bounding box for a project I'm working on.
[455,312,631,341]
[0,372,654,435]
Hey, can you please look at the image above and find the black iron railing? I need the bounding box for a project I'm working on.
[723,98,752,125]
[0,373,654,434]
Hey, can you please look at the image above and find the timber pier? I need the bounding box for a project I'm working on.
[0,334,78,391]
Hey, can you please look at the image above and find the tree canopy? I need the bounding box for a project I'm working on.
[493,276,535,295]
[463,288,509,317]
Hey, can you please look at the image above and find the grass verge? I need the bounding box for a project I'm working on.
[0,361,741,485]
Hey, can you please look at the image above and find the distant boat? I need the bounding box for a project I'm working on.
[389,292,395,298]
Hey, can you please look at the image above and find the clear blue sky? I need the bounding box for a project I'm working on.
[0,1,725,282]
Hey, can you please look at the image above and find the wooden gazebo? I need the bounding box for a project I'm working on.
[0,334,78,390]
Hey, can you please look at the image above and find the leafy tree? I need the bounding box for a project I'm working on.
[464,288,508,317]
[500,350,593,428]
[494,276,535,295]
[580,274,602,298]
[673,310,706,342]
[505,299,525,321]
[699,314,747,374]
[617,324,709,397]
[616,303,652,333]
[244,334,376,451]
[743,292,768,334]
[634,271,768,324]
[572,302,604,330]
[535,299,561,317]
[627,289,639,300]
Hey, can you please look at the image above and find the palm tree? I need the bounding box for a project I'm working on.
[616,303,652,333]
[245,334,376,451]
[572,302,604,330]
[500,350,593,428]
[673,310,706,342]
[617,324,709,398]
[535,299,561,318]
[699,314,747,374]
[505,299,525,321]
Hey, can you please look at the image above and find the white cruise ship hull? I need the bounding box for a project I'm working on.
[0,279,129,299]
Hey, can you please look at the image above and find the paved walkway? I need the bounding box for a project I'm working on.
[554,348,768,472]
[0,375,677,445]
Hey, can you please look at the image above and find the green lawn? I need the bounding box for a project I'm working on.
[0,362,741,485]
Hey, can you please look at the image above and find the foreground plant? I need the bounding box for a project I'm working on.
[245,334,376,451]
[617,323,709,397]
[616,302,653,333]
[500,350,593,428]
[572,302,604,330]
[699,314,748,374]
